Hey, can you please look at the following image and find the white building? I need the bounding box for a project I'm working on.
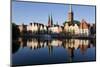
[17,23,27,35]
[64,23,79,35]
[27,23,38,33]
[27,23,47,33]
[48,25,62,33]
[64,23,69,32]
[74,24,80,35]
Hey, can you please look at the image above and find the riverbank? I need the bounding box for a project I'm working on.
[15,34,96,40]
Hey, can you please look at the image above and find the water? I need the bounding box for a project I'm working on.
[12,38,96,66]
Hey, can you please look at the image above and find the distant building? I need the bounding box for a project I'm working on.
[74,24,80,35]
[27,22,47,34]
[48,25,62,33]
[79,19,89,36]
[68,25,74,34]
[90,23,96,35]
[48,15,53,27]
[64,5,80,35]
[48,21,63,33]
[27,23,38,33]
[67,5,74,25]
[64,23,69,33]
[17,23,27,35]
[64,23,79,35]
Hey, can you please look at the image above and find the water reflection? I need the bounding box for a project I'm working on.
[12,38,96,65]
[13,38,95,52]
[12,41,20,54]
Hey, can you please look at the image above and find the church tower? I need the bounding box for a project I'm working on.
[48,15,51,27]
[68,4,74,25]
[48,15,53,27]
[51,15,53,26]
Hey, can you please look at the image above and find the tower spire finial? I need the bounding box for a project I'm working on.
[69,4,72,12]
[51,14,53,26]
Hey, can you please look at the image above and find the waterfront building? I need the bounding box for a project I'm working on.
[64,4,80,35]
[64,23,79,35]
[74,24,80,35]
[48,15,63,33]
[27,23,38,33]
[68,25,74,35]
[79,19,89,36]
[27,22,47,34]
[90,23,96,35]
[48,25,63,33]
[48,26,59,33]
[64,23,69,33]
[17,23,27,35]
[67,5,74,25]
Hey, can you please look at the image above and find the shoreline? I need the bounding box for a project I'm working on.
[13,34,96,40]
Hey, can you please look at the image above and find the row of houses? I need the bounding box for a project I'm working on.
[17,19,95,36]
[64,19,91,36]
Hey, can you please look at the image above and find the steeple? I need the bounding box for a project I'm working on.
[51,15,53,26]
[67,4,74,25]
[69,4,72,12]
[48,15,53,27]
[48,15,51,27]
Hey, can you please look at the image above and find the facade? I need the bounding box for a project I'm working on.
[64,23,79,35]
[17,23,27,35]
[27,23,47,34]
[27,23,38,33]
[48,25,63,33]
[74,24,80,35]
[79,19,89,36]
[64,23,69,33]
[63,5,90,36]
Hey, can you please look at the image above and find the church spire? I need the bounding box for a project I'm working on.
[67,4,74,25]
[48,15,51,27]
[51,15,53,26]
[69,4,72,12]
[48,14,53,27]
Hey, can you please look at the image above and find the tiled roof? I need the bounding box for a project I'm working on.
[79,19,89,29]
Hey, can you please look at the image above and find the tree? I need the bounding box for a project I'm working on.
[12,23,20,39]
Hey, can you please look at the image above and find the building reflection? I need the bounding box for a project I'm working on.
[27,39,39,50]
[18,37,27,48]
[79,40,89,54]
[12,38,95,61]
[63,39,90,62]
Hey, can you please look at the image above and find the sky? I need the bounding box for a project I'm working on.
[12,1,96,25]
